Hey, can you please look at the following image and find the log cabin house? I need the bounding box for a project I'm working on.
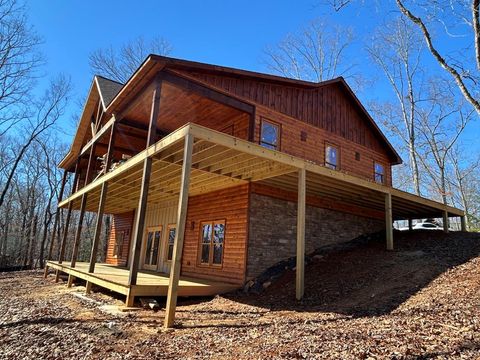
[44,55,466,328]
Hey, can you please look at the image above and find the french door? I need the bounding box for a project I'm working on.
[143,226,162,270]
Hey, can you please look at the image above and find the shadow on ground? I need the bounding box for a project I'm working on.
[224,230,480,318]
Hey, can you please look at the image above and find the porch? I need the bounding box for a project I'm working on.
[46,261,238,300]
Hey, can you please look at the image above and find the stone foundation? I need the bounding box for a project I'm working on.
[247,193,384,279]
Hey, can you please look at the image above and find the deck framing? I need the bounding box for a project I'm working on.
[51,122,466,327]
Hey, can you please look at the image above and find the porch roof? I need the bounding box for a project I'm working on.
[58,123,464,220]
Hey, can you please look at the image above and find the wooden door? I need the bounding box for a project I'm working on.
[142,226,162,271]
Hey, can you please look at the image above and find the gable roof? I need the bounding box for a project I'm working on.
[94,75,123,109]
[61,55,402,169]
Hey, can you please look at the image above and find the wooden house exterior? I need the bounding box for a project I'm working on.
[44,55,465,328]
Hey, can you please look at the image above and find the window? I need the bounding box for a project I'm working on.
[325,144,339,170]
[144,227,162,266]
[199,220,225,266]
[260,120,280,150]
[113,231,126,258]
[374,162,385,184]
[166,225,176,261]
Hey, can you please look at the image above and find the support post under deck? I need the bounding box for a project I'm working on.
[385,192,393,250]
[296,167,306,301]
[164,133,194,328]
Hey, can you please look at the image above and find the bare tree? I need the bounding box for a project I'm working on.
[414,79,474,204]
[367,17,425,195]
[264,18,357,84]
[396,0,480,116]
[0,0,42,134]
[449,146,480,230]
[0,75,71,208]
[89,36,172,83]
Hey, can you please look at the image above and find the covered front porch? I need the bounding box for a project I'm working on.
[46,261,238,300]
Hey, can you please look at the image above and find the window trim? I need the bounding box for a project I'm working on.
[197,219,226,268]
[164,223,176,263]
[259,118,281,151]
[143,225,163,268]
[324,142,340,170]
[374,161,385,184]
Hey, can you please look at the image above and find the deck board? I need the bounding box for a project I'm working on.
[46,261,238,298]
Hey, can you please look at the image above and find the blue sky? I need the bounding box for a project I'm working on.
[26,0,480,152]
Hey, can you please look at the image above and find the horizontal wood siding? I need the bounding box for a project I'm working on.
[106,211,134,266]
[181,184,249,285]
[254,106,392,186]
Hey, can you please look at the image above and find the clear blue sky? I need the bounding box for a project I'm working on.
[27,0,480,152]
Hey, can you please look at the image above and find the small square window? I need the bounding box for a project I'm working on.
[374,162,385,184]
[260,120,280,150]
[325,144,339,170]
[355,152,361,161]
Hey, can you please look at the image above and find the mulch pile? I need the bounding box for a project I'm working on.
[0,230,479,359]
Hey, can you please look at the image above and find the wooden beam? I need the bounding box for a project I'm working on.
[296,168,306,301]
[161,71,255,114]
[80,116,115,157]
[385,192,393,250]
[408,218,413,231]
[147,78,163,147]
[58,125,189,208]
[86,125,116,274]
[44,170,68,278]
[56,201,73,282]
[248,109,256,142]
[164,133,194,329]
[88,182,108,274]
[70,194,88,268]
[461,215,467,232]
[443,210,449,233]
[128,79,163,289]
[127,157,152,289]
[84,143,97,187]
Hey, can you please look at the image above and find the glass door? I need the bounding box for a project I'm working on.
[143,226,162,270]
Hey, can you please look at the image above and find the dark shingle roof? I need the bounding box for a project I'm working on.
[95,75,123,108]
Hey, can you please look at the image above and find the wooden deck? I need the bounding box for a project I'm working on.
[46,261,238,300]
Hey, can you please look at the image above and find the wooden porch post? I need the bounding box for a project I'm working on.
[67,194,87,287]
[126,79,162,305]
[44,170,68,278]
[296,167,306,301]
[56,201,73,282]
[86,123,116,293]
[55,158,80,282]
[164,133,194,328]
[385,192,393,250]
[408,218,413,231]
[443,210,449,233]
[460,215,467,232]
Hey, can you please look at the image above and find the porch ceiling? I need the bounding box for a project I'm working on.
[60,123,464,220]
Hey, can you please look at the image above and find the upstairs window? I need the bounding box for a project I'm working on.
[325,144,339,170]
[260,120,280,150]
[199,220,225,266]
[375,162,385,184]
[166,225,176,261]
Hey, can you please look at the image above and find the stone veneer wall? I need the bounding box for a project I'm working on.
[247,193,385,279]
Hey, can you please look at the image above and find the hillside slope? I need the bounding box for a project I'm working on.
[0,231,479,359]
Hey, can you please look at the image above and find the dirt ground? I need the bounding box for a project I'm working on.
[1,230,480,359]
